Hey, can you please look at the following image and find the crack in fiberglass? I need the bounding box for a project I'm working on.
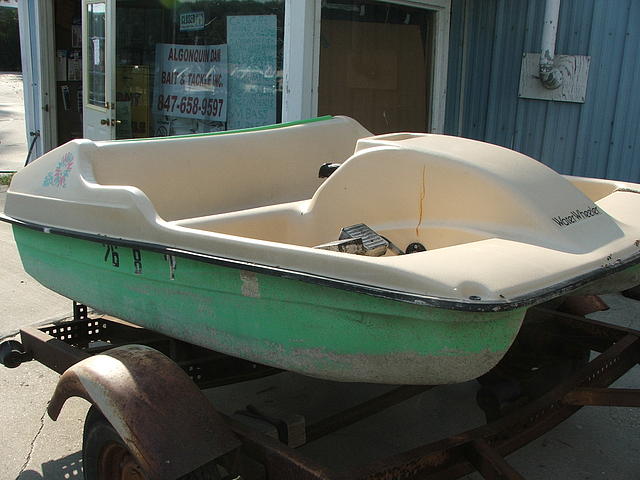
[416,165,426,236]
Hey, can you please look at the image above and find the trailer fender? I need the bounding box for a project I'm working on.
[47,344,241,480]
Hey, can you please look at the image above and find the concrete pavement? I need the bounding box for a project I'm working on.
[0,186,72,336]
[0,182,638,478]
[0,72,28,172]
[0,185,81,480]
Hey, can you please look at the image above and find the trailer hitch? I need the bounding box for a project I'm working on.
[0,340,32,368]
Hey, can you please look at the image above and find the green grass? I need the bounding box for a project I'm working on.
[0,173,14,186]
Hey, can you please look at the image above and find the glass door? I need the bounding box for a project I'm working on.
[82,0,115,140]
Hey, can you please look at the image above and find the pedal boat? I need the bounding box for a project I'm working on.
[3,116,640,385]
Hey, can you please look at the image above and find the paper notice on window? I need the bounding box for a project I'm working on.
[92,38,101,66]
[152,43,228,122]
[226,16,277,129]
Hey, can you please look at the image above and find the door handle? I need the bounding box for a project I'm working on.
[100,119,110,125]
[111,119,122,127]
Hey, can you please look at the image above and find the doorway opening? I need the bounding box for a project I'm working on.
[53,0,83,146]
[318,0,436,134]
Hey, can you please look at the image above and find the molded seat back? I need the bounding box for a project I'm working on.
[90,117,371,221]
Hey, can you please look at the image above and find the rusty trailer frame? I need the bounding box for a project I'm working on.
[4,303,640,480]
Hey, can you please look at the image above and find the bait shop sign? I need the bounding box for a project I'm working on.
[153,43,228,122]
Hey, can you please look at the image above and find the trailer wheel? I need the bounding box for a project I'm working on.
[82,406,236,480]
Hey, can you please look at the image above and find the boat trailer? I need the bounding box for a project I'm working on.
[1,301,639,480]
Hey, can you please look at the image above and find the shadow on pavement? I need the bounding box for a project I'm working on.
[18,451,83,479]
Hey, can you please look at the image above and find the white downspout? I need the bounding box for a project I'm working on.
[539,0,563,89]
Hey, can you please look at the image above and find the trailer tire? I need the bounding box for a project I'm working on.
[82,406,232,480]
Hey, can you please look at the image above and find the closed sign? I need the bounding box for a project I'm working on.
[180,12,205,31]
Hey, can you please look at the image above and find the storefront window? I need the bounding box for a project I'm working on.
[318,0,435,134]
[87,2,107,108]
[115,0,284,139]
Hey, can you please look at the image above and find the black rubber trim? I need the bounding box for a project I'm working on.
[3,212,640,313]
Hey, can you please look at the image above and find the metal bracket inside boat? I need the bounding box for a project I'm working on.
[313,237,369,254]
[313,224,408,256]
[314,223,389,256]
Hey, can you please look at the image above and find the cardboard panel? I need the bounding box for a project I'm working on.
[116,65,151,138]
[319,20,428,134]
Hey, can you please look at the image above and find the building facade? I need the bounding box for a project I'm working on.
[18,0,450,158]
[445,0,640,182]
[18,0,640,183]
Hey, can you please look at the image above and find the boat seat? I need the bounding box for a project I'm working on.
[90,116,371,222]
[171,200,312,245]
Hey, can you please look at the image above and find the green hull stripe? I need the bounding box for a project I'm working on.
[12,225,524,383]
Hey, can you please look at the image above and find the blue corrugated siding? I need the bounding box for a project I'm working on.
[443,0,465,134]
[445,0,640,182]
[606,0,640,180]
[458,0,498,139]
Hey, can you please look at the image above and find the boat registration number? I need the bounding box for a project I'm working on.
[103,244,143,275]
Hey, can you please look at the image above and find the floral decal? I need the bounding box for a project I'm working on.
[43,152,74,188]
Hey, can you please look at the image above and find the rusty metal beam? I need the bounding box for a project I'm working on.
[563,388,640,407]
[22,317,280,388]
[228,418,346,480]
[14,309,640,480]
[20,325,90,374]
[494,334,639,455]
[306,385,434,443]
[464,440,525,480]
[529,307,640,352]
[622,285,640,300]
[349,333,640,480]
[557,295,609,316]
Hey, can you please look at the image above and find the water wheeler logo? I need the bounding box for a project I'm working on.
[43,153,74,188]
[552,205,601,227]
